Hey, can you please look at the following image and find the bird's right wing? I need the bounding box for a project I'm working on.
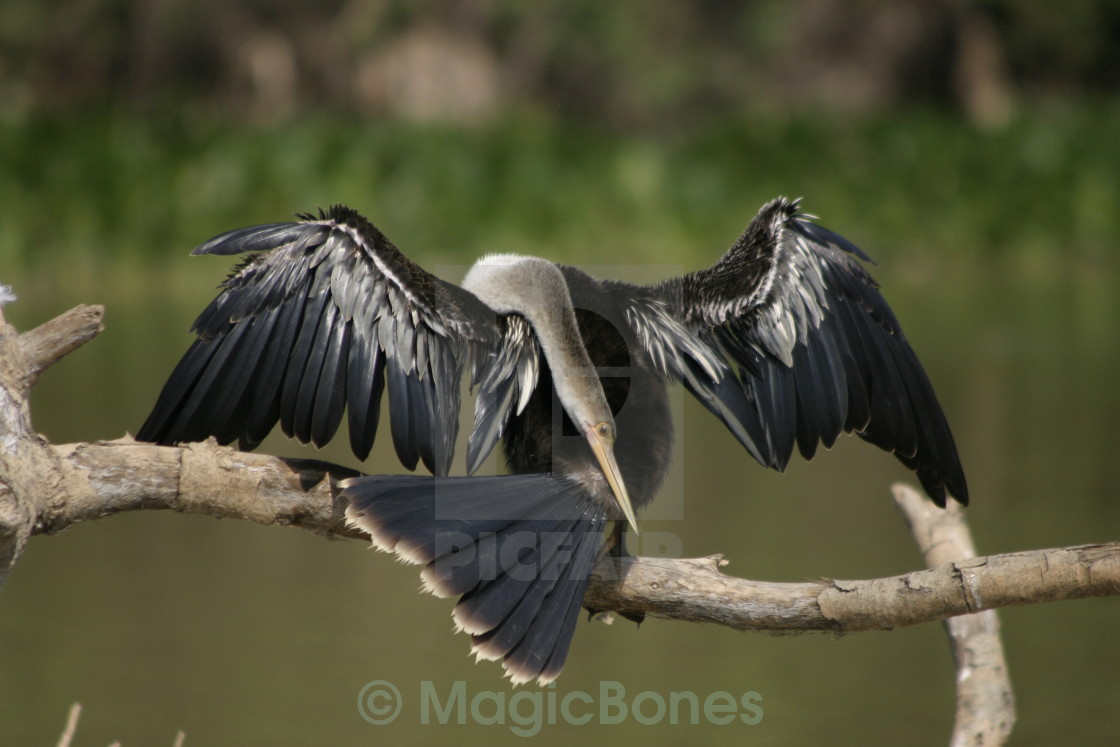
[137,205,536,476]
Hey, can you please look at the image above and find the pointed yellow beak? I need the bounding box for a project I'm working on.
[585,425,639,534]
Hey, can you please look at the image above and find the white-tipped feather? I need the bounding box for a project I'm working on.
[469,639,504,663]
[344,506,429,566]
[418,567,459,598]
[451,606,492,636]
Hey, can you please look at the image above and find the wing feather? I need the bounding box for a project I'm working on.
[137,205,512,475]
[466,315,541,475]
[630,197,967,506]
[345,329,386,460]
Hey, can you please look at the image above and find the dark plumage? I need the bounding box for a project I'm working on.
[138,197,967,684]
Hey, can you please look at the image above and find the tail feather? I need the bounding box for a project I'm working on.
[454,515,582,632]
[470,515,605,684]
[344,474,608,685]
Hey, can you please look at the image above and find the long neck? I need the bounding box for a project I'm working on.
[526,296,610,424]
[462,256,611,426]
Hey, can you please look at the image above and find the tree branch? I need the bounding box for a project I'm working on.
[0,302,106,586]
[11,304,105,391]
[893,483,1016,746]
[3,305,1119,622]
[44,439,363,538]
[582,540,1119,632]
[25,432,1120,636]
[56,702,81,747]
[20,435,1120,634]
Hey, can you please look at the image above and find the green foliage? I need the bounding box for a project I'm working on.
[1,108,1117,282]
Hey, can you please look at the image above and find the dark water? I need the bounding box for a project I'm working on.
[1,246,1117,745]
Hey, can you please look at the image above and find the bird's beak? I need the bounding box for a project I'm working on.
[585,426,640,534]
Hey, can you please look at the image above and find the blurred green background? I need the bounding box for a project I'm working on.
[1,1,1118,744]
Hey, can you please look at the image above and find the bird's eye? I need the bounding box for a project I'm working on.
[596,422,611,439]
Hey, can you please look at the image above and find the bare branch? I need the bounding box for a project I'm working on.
[15,304,105,391]
[3,306,1119,636]
[12,432,1118,634]
[56,703,81,747]
[1,305,105,586]
[583,541,1120,632]
[51,700,185,747]
[42,439,363,540]
[894,483,1016,746]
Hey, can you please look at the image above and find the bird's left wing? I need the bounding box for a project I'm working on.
[137,205,526,476]
[626,197,967,506]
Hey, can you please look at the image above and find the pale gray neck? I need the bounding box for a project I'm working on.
[462,255,612,427]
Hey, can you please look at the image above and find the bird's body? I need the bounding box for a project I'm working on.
[138,198,967,684]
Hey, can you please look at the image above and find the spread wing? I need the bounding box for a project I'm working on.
[629,197,967,506]
[137,205,538,476]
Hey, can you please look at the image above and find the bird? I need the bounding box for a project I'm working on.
[137,197,967,685]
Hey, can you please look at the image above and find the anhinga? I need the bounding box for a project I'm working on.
[138,197,967,684]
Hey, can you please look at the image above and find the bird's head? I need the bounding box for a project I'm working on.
[580,417,639,534]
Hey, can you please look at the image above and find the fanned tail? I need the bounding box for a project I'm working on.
[343,474,608,685]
